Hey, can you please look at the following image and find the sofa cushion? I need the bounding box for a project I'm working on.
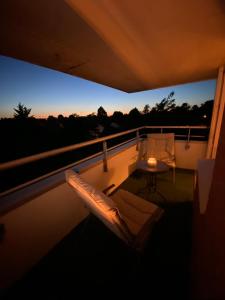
[66,170,116,212]
[65,170,134,243]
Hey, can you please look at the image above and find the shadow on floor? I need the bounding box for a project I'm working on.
[121,168,194,206]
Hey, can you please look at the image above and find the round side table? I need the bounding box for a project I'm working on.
[136,160,169,201]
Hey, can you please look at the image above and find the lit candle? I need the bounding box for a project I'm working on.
[148,157,157,167]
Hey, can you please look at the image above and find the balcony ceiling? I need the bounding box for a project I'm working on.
[1,0,225,92]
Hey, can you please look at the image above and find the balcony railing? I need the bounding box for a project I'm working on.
[0,126,209,212]
[0,125,208,172]
[1,125,208,195]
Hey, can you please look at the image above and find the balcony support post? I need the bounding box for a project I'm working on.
[185,128,191,149]
[103,140,108,172]
[136,130,140,151]
[207,66,225,158]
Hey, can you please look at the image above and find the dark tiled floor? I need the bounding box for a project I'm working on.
[121,168,194,205]
[3,169,194,299]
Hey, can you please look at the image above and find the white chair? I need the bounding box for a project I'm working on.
[65,170,163,252]
[146,133,176,183]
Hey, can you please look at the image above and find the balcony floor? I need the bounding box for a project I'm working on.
[3,169,194,300]
[121,167,194,204]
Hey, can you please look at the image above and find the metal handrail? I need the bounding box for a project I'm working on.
[0,127,142,171]
[145,125,207,129]
[0,136,138,198]
[0,125,208,171]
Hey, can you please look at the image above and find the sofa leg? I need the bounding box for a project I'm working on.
[173,167,176,184]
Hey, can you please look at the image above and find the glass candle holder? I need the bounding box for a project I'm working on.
[147,157,157,167]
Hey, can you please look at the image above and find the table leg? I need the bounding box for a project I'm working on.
[137,171,167,202]
[148,173,167,202]
[148,173,156,192]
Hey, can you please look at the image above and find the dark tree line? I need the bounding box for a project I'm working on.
[0,93,213,163]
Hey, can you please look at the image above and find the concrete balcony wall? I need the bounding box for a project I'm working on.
[81,142,138,190]
[0,183,88,288]
[175,140,207,170]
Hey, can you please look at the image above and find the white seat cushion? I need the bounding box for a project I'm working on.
[111,189,162,235]
[65,170,133,242]
[65,170,163,250]
[65,170,116,212]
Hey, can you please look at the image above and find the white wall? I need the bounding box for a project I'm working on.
[0,184,88,288]
[0,144,138,288]
[81,144,137,190]
[175,140,207,169]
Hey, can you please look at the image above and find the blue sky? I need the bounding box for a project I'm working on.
[0,55,216,118]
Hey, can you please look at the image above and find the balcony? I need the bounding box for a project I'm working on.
[0,125,208,298]
[1,1,225,297]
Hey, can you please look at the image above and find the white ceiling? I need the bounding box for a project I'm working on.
[1,0,225,92]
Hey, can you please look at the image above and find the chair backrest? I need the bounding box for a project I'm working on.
[146,133,175,161]
[65,170,134,244]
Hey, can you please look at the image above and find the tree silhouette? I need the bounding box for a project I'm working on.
[174,102,191,112]
[154,91,176,112]
[143,104,150,114]
[191,104,199,112]
[180,102,190,111]
[69,113,79,119]
[128,107,141,117]
[112,111,124,120]
[57,114,64,120]
[199,100,214,124]
[47,115,56,121]
[97,106,107,118]
[13,102,32,119]
[87,112,96,117]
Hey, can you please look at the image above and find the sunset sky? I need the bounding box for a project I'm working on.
[0,55,216,118]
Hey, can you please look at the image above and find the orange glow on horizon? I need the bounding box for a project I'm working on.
[33,109,128,119]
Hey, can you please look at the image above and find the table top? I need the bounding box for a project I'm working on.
[136,160,169,173]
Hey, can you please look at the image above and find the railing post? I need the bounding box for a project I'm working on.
[103,140,108,172]
[136,129,140,151]
[161,128,163,133]
[185,128,191,149]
